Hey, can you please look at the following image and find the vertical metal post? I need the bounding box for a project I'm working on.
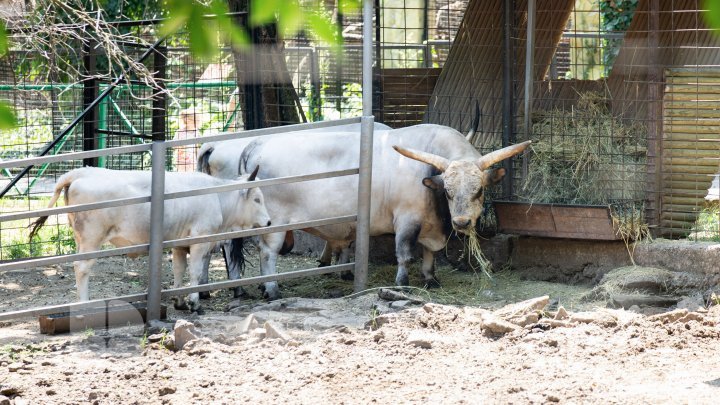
[147,45,167,322]
[82,40,99,168]
[522,0,536,185]
[97,94,108,168]
[355,0,375,293]
[647,0,662,236]
[501,0,515,199]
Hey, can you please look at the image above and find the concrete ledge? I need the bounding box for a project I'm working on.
[290,231,720,287]
[634,240,720,276]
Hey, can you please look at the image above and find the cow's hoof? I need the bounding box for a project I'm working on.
[317,260,331,268]
[192,307,205,315]
[340,270,355,281]
[424,277,441,289]
[173,300,190,311]
[232,286,248,299]
[199,291,211,300]
[395,275,410,287]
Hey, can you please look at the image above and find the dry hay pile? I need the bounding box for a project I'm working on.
[519,91,650,243]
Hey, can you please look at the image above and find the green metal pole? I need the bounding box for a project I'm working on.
[97,96,108,167]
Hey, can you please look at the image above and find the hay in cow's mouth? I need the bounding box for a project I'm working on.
[452,229,493,279]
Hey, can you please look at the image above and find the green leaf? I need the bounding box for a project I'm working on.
[278,0,303,37]
[306,12,342,52]
[702,0,720,30]
[0,102,17,130]
[188,7,218,60]
[0,21,8,56]
[159,0,193,36]
[250,0,282,26]
[211,1,250,48]
[339,0,362,14]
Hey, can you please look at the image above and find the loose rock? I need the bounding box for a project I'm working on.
[237,314,259,334]
[174,319,201,351]
[0,395,9,405]
[264,322,292,343]
[569,311,617,327]
[481,313,520,335]
[158,386,176,396]
[648,308,689,324]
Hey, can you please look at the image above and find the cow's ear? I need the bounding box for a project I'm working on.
[422,175,444,190]
[486,168,506,185]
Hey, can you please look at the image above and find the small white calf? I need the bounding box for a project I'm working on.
[30,166,270,312]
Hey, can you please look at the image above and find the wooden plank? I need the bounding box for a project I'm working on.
[494,202,619,240]
[38,303,167,335]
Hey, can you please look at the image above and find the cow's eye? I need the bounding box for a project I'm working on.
[445,190,453,200]
[474,187,484,199]
[254,198,261,204]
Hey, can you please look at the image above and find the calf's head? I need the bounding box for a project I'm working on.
[235,165,272,229]
[393,141,531,234]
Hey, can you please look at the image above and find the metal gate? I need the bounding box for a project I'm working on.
[0,2,376,323]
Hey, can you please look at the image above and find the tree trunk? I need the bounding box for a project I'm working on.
[228,0,305,129]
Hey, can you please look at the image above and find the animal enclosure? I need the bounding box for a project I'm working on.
[1,1,720,285]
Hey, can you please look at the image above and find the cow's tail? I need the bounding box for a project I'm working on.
[29,170,77,242]
[197,143,215,174]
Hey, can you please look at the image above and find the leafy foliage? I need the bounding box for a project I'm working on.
[0,22,17,129]
[600,0,638,75]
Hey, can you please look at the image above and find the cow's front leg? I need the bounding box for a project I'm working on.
[187,243,213,314]
[394,219,422,287]
[73,259,95,301]
[198,251,211,300]
[259,231,284,300]
[420,247,440,288]
[171,248,190,310]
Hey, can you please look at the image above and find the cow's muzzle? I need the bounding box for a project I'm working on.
[451,216,472,231]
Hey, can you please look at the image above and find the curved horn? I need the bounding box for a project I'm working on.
[247,165,260,181]
[466,99,481,142]
[477,140,532,170]
[393,145,450,172]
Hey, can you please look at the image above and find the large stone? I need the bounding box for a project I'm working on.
[600,266,673,294]
[481,313,520,335]
[610,293,681,309]
[0,395,9,405]
[173,319,201,351]
[676,294,706,312]
[648,308,689,324]
[494,296,549,319]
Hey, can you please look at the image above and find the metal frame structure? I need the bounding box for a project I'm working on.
[0,2,376,322]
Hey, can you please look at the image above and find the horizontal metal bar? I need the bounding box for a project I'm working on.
[0,262,354,322]
[0,292,147,322]
[164,117,362,148]
[162,215,357,249]
[0,169,358,223]
[0,195,151,223]
[161,263,355,298]
[0,143,151,170]
[162,168,359,200]
[0,216,357,273]
[0,245,148,273]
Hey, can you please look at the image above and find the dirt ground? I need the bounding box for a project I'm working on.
[1,252,720,404]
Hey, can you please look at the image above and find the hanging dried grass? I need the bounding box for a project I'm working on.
[519,91,650,244]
